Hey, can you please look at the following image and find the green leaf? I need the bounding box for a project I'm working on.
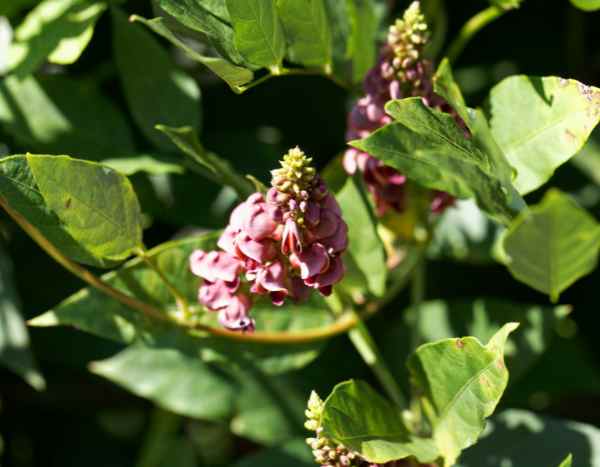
[225,0,286,69]
[457,410,600,467]
[0,154,143,268]
[0,242,45,390]
[336,177,386,296]
[350,98,524,225]
[0,74,135,159]
[0,0,39,17]
[276,0,331,67]
[502,189,600,300]
[570,0,600,11]
[155,0,245,65]
[131,16,254,90]
[559,454,573,467]
[7,0,106,76]
[322,380,440,464]
[323,0,351,82]
[489,0,524,9]
[112,9,201,151]
[427,200,504,264]
[571,128,600,184]
[235,439,313,466]
[156,124,254,199]
[90,345,236,419]
[346,0,377,83]
[101,154,185,176]
[409,323,519,466]
[29,233,332,374]
[485,75,600,194]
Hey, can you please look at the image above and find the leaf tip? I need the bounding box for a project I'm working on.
[27,312,59,327]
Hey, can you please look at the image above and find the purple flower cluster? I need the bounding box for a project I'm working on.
[190,147,347,332]
[343,1,459,217]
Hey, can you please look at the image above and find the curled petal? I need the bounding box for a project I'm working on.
[313,209,339,240]
[308,256,345,290]
[297,243,329,280]
[304,202,320,228]
[190,250,241,283]
[244,203,277,240]
[290,276,311,302]
[228,201,250,230]
[217,225,238,256]
[342,149,359,175]
[321,221,349,254]
[320,194,342,217]
[199,279,237,310]
[256,261,288,293]
[236,233,277,263]
[218,294,255,332]
[281,218,303,255]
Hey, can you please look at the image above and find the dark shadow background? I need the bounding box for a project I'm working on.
[1,0,600,466]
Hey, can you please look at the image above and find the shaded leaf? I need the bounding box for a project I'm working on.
[234,438,313,466]
[0,0,39,18]
[156,124,254,199]
[132,16,254,90]
[29,233,331,374]
[0,74,135,159]
[336,177,386,296]
[571,128,600,185]
[112,9,201,151]
[225,0,286,69]
[458,410,600,467]
[90,345,236,419]
[322,0,351,82]
[7,0,106,76]
[502,189,600,300]
[346,0,377,83]
[0,242,45,390]
[570,0,600,11]
[350,98,524,225]
[485,75,600,194]
[276,0,331,67]
[0,154,143,268]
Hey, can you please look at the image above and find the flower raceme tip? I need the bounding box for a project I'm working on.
[190,147,348,333]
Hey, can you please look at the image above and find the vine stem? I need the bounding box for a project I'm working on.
[1,196,409,345]
[445,6,507,64]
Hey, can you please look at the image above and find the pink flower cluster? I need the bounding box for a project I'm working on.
[343,1,457,217]
[190,147,347,332]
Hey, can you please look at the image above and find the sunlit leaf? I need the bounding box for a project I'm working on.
[0,242,45,390]
[346,0,377,83]
[570,0,600,11]
[0,154,143,268]
[112,9,201,151]
[101,154,185,176]
[485,75,600,194]
[7,0,106,76]
[276,0,331,67]
[225,0,286,69]
[559,454,573,467]
[502,189,600,300]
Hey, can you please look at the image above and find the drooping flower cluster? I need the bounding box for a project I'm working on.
[343,1,458,217]
[305,392,430,467]
[190,147,347,332]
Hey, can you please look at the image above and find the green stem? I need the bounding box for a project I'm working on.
[409,258,426,350]
[445,6,507,64]
[136,407,181,467]
[347,314,408,408]
[234,66,350,94]
[135,248,190,316]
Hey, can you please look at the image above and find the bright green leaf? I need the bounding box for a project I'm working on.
[489,0,524,9]
[350,98,524,225]
[90,345,236,419]
[346,0,377,83]
[559,454,573,467]
[112,9,201,151]
[131,16,254,91]
[276,0,331,67]
[101,154,185,176]
[570,0,600,11]
[409,323,519,466]
[458,410,600,467]
[29,233,331,374]
[7,0,106,76]
[225,0,286,69]
[321,380,440,464]
[0,74,135,159]
[155,0,245,65]
[0,242,45,390]
[502,189,600,300]
[485,75,600,194]
[156,124,254,199]
[336,177,386,296]
[0,154,143,268]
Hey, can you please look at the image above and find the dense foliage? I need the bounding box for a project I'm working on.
[1,1,600,466]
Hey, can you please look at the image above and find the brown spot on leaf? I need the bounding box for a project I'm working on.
[565,129,577,141]
[496,358,505,370]
[65,198,72,209]
[456,339,465,349]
